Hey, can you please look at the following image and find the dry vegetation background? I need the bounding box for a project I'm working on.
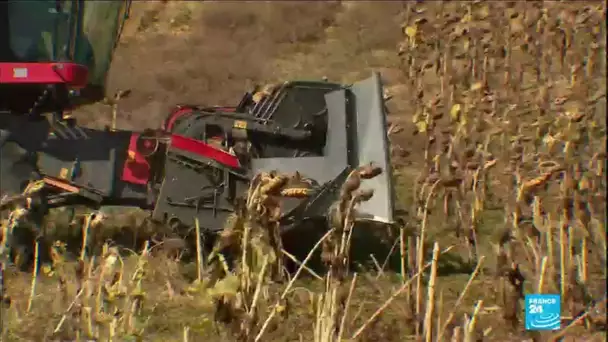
[1,1,606,341]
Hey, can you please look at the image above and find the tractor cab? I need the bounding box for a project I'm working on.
[0,0,88,120]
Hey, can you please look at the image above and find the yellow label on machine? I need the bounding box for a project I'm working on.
[233,120,247,129]
[59,168,69,179]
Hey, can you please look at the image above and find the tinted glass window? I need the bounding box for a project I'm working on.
[5,0,71,62]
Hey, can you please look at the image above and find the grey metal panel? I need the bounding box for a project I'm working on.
[36,129,122,195]
[252,74,395,224]
[36,157,114,194]
[151,157,232,232]
[112,181,148,201]
[251,89,349,184]
[350,73,395,224]
[0,129,10,146]
[323,88,349,175]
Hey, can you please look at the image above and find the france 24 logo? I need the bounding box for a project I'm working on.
[525,294,561,331]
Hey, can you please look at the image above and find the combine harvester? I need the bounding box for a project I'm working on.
[0,0,395,248]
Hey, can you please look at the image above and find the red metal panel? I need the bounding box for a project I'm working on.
[170,134,240,169]
[121,133,150,185]
[120,132,240,186]
[0,62,88,88]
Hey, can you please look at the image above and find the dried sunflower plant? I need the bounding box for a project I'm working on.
[395,1,606,341]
